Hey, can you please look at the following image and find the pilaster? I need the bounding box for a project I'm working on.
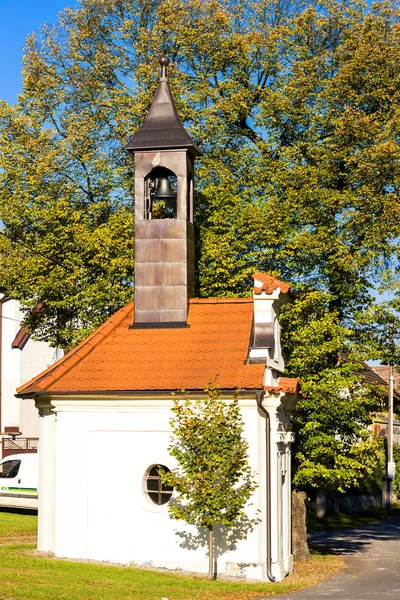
[37,402,56,552]
[262,392,296,581]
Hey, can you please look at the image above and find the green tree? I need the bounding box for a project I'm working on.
[163,384,257,579]
[0,0,399,347]
[281,292,386,495]
[0,0,399,489]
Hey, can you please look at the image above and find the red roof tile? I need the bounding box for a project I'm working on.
[264,377,300,395]
[252,272,291,295]
[17,298,266,395]
[12,328,30,350]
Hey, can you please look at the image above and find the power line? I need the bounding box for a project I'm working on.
[0,315,22,323]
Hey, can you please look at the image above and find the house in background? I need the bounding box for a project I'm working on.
[0,297,62,458]
[372,365,400,445]
[337,355,400,452]
[17,56,300,582]
[372,365,400,396]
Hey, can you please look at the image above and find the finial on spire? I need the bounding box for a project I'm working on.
[159,54,170,79]
[125,52,202,157]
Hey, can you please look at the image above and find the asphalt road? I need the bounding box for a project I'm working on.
[256,516,400,600]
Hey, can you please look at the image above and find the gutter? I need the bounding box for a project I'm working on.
[16,387,263,399]
[256,390,276,582]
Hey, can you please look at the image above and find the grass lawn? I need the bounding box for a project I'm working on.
[307,500,400,532]
[0,509,38,540]
[0,511,345,600]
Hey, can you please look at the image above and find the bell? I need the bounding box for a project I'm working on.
[153,177,176,200]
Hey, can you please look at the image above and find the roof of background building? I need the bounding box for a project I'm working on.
[338,353,389,388]
[12,328,30,350]
[371,365,400,392]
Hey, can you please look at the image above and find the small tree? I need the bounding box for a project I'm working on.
[163,383,257,579]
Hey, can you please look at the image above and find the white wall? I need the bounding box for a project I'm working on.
[1,300,22,429]
[52,399,265,577]
[19,335,59,438]
[1,298,61,438]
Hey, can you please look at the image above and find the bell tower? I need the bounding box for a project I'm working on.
[126,56,202,327]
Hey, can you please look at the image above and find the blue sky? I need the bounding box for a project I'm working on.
[0,0,75,104]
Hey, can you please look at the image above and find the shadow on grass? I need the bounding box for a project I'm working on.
[0,507,37,516]
[307,514,400,555]
[307,504,400,533]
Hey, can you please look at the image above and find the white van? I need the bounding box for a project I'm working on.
[0,453,38,510]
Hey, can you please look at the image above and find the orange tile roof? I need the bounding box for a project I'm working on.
[17,298,267,395]
[264,377,300,395]
[252,272,291,295]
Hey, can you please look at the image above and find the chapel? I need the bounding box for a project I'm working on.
[17,56,299,582]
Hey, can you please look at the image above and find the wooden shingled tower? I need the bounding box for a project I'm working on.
[126,55,202,327]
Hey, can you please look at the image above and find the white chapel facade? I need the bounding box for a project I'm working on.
[17,56,299,582]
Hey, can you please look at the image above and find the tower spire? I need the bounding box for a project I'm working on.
[125,57,202,327]
[125,56,201,157]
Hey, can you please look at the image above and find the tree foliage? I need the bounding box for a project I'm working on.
[163,384,257,577]
[281,291,386,493]
[0,0,399,347]
[0,0,399,487]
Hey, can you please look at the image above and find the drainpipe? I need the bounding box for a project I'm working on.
[256,390,276,582]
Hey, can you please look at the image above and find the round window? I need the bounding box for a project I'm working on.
[145,465,173,505]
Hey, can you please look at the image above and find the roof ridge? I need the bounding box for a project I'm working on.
[189,298,253,304]
[17,302,134,394]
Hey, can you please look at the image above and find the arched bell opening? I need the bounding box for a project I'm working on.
[144,166,177,219]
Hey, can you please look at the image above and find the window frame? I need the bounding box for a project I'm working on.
[144,464,173,506]
[0,459,21,478]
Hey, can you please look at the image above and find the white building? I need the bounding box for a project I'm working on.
[17,56,299,582]
[0,297,61,457]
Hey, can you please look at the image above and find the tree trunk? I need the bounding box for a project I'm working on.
[291,491,310,560]
[208,526,214,579]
